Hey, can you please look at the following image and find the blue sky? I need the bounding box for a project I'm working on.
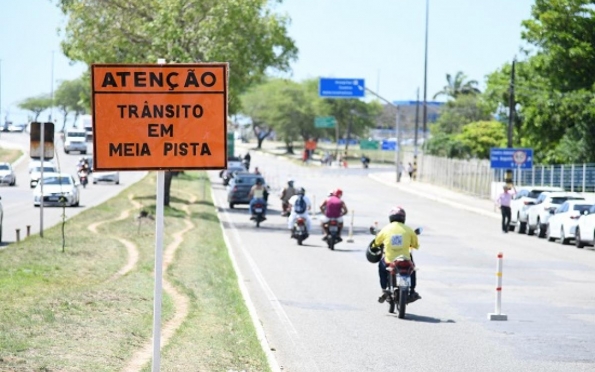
[0,0,534,125]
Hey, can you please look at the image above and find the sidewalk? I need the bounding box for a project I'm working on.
[369,171,500,220]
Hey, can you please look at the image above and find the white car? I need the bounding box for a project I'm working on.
[92,171,120,184]
[28,160,56,174]
[33,173,80,207]
[63,128,88,154]
[546,200,593,244]
[0,162,16,186]
[29,164,59,188]
[526,192,586,238]
[574,204,595,248]
[510,186,564,233]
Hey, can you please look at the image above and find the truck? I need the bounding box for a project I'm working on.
[78,114,93,141]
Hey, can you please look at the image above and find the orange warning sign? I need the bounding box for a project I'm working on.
[91,63,228,171]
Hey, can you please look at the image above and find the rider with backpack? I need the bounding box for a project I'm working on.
[287,187,312,233]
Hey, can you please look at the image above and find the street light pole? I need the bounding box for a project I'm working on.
[360,86,402,182]
[49,51,55,122]
[422,0,429,141]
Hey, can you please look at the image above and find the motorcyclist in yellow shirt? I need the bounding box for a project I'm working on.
[370,207,421,303]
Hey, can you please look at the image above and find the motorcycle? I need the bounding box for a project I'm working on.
[242,159,250,171]
[361,156,370,169]
[251,201,266,227]
[368,226,422,319]
[78,170,89,188]
[323,218,342,250]
[281,201,291,217]
[291,217,309,245]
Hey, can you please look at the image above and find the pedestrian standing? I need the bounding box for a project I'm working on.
[407,162,414,180]
[495,185,513,233]
[397,162,404,182]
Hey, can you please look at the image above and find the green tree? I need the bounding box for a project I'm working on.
[431,95,491,135]
[423,132,469,159]
[55,77,89,132]
[18,94,52,121]
[457,121,507,159]
[522,0,595,92]
[58,0,297,115]
[58,0,297,205]
[433,71,481,100]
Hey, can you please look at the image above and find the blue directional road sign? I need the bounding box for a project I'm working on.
[490,148,533,169]
[319,78,365,98]
[381,139,397,151]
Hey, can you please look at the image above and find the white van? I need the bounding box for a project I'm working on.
[63,128,88,154]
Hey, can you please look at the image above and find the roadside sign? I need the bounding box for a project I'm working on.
[381,139,397,151]
[314,116,336,128]
[91,63,228,171]
[227,132,235,158]
[490,148,533,169]
[319,78,365,98]
[29,122,55,159]
[360,140,379,150]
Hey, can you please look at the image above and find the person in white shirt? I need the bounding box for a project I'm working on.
[287,187,312,232]
[495,185,515,233]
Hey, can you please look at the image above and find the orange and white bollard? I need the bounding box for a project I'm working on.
[488,252,508,321]
[346,210,354,243]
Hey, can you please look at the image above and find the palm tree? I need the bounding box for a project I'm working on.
[433,71,481,100]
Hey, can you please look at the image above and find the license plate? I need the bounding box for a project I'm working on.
[254,208,263,213]
[329,226,338,232]
[396,276,411,287]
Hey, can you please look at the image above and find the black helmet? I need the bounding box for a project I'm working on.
[366,239,382,264]
[256,178,263,185]
[388,206,406,223]
[297,187,305,195]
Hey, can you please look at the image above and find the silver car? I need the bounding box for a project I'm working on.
[0,162,16,186]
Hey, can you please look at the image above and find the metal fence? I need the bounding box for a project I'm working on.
[398,151,595,199]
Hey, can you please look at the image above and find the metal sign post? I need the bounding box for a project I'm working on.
[40,122,44,237]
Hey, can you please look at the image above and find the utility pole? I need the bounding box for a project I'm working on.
[422,0,429,143]
[413,88,420,180]
[505,58,516,186]
[0,59,3,129]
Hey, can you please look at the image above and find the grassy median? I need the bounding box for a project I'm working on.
[0,172,270,372]
[0,148,23,164]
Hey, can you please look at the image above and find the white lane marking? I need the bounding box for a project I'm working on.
[211,183,321,372]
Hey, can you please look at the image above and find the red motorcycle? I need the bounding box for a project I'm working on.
[291,217,309,245]
[323,218,341,250]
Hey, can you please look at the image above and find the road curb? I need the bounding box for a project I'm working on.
[210,183,282,372]
[368,173,500,220]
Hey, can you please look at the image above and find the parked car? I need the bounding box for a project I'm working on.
[227,156,243,169]
[33,173,80,207]
[227,172,267,209]
[92,171,120,184]
[0,162,16,186]
[574,204,595,248]
[546,200,593,244]
[526,192,586,238]
[29,164,59,188]
[510,186,564,233]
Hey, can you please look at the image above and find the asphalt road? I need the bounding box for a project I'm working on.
[210,149,595,372]
[0,131,146,246]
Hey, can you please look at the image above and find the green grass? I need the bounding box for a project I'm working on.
[0,172,270,372]
[0,147,23,164]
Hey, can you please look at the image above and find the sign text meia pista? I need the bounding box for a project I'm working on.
[91,63,229,171]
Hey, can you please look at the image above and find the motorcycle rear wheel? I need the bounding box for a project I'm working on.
[397,287,408,319]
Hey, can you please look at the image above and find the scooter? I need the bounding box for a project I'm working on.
[251,201,266,227]
[367,226,422,319]
[323,218,342,250]
[291,217,309,245]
